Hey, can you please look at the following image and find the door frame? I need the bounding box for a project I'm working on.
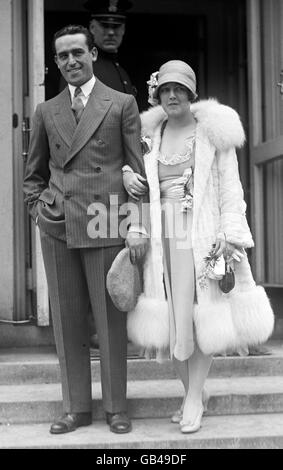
[27,0,50,325]
[12,0,27,321]
[23,0,283,324]
[247,0,283,286]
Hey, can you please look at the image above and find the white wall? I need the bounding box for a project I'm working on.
[0,0,14,320]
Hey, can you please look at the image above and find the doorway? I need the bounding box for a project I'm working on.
[35,0,250,331]
[44,0,249,183]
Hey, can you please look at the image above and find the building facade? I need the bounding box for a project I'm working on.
[0,0,282,347]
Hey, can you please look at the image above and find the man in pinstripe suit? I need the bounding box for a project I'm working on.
[23,25,148,435]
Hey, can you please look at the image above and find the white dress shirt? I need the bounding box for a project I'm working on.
[68,75,96,107]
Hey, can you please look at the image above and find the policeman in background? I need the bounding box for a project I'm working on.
[85,0,136,95]
[59,0,136,96]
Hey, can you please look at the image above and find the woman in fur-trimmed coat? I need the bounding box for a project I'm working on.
[123,60,274,433]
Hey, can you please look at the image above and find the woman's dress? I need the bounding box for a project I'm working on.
[158,134,195,361]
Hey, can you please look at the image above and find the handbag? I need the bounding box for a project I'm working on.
[218,259,235,293]
[215,233,235,294]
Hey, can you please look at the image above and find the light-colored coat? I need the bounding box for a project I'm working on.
[127,100,274,356]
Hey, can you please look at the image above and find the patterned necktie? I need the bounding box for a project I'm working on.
[72,87,84,123]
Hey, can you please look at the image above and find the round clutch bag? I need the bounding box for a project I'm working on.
[106,247,142,312]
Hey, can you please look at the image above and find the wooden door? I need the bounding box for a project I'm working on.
[247,0,283,286]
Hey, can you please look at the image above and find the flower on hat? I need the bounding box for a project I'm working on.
[109,0,119,12]
[147,71,159,106]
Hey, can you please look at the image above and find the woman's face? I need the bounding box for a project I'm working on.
[159,82,191,116]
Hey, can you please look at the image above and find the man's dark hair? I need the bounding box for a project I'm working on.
[53,24,95,54]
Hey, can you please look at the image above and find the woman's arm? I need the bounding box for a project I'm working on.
[216,147,254,250]
[122,165,148,201]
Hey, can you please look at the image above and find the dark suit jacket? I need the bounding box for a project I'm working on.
[24,79,146,248]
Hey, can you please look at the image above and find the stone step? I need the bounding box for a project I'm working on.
[0,341,281,385]
[0,413,283,449]
[0,376,283,424]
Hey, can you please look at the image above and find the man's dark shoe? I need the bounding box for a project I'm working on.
[106,412,132,434]
[50,412,92,434]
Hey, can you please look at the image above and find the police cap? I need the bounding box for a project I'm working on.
[84,0,132,25]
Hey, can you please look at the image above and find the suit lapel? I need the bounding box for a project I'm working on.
[65,80,112,166]
[52,88,77,147]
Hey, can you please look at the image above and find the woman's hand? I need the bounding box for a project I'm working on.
[123,172,148,201]
[126,232,149,264]
[213,238,244,262]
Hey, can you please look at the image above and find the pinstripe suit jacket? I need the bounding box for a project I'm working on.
[24,79,146,248]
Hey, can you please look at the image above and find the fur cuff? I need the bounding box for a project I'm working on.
[193,301,239,355]
[127,294,169,349]
[194,286,274,355]
[229,286,274,345]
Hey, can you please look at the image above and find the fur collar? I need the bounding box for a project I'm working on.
[140,99,245,152]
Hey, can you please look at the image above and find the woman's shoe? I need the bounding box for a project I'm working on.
[171,408,183,423]
[180,405,204,434]
[171,388,209,423]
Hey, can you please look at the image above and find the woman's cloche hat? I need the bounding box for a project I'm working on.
[153,60,198,100]
[106,247,142,312]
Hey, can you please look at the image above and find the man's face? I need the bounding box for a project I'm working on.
[55,33,97,86]
[89,19,125,53]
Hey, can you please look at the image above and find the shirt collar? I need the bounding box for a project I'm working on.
[68,75,96,100]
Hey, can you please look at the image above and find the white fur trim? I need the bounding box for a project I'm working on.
[230,286,274,345]
[141,99,245,151]
[194,286,274,356]
[142,131,165,300]
[140,106,166,139]
[127,294,170,349]
[191,99,245,151]
[193,300,239,355]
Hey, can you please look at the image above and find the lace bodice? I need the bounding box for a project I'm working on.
[158,133,195,165]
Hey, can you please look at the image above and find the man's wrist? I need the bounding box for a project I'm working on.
[122,165,134,174]
[128,225,149,237]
